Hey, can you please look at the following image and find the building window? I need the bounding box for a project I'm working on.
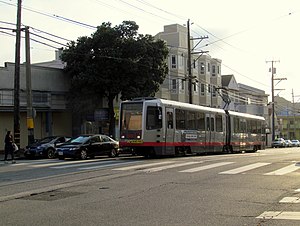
[212,86,216,97]
[200,83,205,96]
[180,79,185,92]
[178,55,184,69]
[207,63,210,72]
[193,83,198,93]
[212,65,216,76]
[217,65,220,74]
[171,55,177,69]
[33,92,49,104]
[171,79,177,91]
[200,62,205,74]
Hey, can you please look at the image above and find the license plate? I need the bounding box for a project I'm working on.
[58,151,63,155]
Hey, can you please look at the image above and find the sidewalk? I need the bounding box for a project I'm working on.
[0,149,25,163]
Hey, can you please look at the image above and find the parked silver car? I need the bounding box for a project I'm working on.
[271,138,286,148]
[291,140,300,147]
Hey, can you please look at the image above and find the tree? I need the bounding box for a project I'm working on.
[61,21,169,137]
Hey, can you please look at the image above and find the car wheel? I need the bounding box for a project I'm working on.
[47,148,55,159]
[109,149,117,158]
[80,149,88,160]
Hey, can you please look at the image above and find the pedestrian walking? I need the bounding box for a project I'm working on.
[4,131,15,163]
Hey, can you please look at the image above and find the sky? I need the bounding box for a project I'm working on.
[1,0,300,102]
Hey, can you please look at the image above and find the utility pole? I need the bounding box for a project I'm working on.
[186,19,208,104]
[25,26,35,145]
[266,60,286,141]
[187,19,192,104]
[13,0,22,147]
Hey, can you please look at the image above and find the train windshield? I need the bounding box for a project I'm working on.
[120,102,143,139]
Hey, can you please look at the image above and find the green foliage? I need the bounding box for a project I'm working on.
[61,21,169,136]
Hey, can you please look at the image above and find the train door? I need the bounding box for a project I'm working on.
[165,108,175,154]
[206,114,215,151]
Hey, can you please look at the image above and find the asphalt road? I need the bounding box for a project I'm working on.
[1,148,300,226]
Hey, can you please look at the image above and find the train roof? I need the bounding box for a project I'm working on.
[227,110,265,121]
[125,98,225,114]
[123,98,265,121]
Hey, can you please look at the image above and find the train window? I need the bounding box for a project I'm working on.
[234,117,239,133]
[211,117,215,131]
[146,106,162,130]
[206,117,210,131]
[216,115,223,132]
[196,112,205,131]
[240,120,246,133]
[120,103,143,131]
[187,111,197,129]
[167,111,173,129]
[206,116,214,131]
[175,109,186,129]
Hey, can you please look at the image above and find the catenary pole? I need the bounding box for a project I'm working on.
[13,0,22,147]
[25,26,35,145]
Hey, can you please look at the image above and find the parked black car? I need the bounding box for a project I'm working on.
[24,136,71,159]
[56,134,119,160]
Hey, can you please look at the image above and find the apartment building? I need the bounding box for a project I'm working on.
[155,24,223,107]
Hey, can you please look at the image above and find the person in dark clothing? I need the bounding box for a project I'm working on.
[4,131,15,163]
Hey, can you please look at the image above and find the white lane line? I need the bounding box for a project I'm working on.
[79,161,137,170]
[112,161,175,171]
[51,160,119,169]
[264,164,300,175]
[219,162,271,175]
[279,197,300,203]
[257,211,300,220]
[141,162,201,173]
[30,159,107,168]
[179,162,234,173]
[295,188,300,192]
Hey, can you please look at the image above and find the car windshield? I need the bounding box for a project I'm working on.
[68,136,90,144]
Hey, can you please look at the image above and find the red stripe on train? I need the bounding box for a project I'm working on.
[120,141,263,147]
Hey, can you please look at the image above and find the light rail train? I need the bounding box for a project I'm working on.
[119,98,266,157]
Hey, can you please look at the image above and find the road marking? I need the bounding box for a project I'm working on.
[141,162,201,173]
[179,162,234,173]
[112,161,175,171]
[51,160,121,169]
[264,164,300,175]
[79,161,137,170]
[257,211,300,220]
[279,197,300,203]
[30,159,108,168]
[219,162,271,174]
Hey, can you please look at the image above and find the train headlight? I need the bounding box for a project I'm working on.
[121,135,125,139]
[137,135,141,139]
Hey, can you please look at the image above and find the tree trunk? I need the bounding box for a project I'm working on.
[108,95,116,139]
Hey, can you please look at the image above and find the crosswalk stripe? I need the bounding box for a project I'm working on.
[219,162,271,174]
[279,197,300,203]
[141,162,201,173]
[264,164,300,175]
[179,162,234,173]
[112,161,175,171]
[257,211,300,220]
[51,160,119,169]
[79,161,137,170]
[30,159,106,168]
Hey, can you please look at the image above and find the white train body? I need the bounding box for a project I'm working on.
[119,98,266,156]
